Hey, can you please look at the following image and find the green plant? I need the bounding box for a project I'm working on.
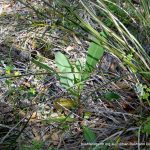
[21,140,44,150]
[142,86,150,101]
[104,92,120,101]
[142,117,150,135]
[82,125,96,143]
[49,0,150,107]
[9,0,150,74]
[32,33,105,107]
[2,0,150,148]
[18,0,150,81]
[135,83,150,106]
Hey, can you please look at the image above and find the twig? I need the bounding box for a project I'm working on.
[0,117,25,144]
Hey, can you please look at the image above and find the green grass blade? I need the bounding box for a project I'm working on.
[32,59,57,75]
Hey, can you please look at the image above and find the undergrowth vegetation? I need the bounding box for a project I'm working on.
[0,0,150,150]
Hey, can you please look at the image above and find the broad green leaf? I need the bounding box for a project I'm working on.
[55,52,74,89]
[104,92,120,101]
[82,34,105,81]
[83,126,96,143]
